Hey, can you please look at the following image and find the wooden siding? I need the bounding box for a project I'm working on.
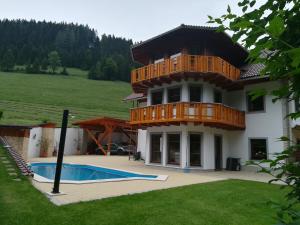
[130,102,245,130]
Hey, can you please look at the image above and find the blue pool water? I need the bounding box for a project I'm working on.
[30,163,157,181]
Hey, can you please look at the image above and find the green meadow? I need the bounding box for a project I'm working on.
[0,69,132,125]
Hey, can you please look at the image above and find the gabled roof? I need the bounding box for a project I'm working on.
[132,24,218,48]
[131,24,249,67]
[123,93,146,102]
[73,117,131,129]
[240,64,265,79]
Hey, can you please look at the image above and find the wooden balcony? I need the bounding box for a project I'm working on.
[131,54,241,92]
[130,102,245,130]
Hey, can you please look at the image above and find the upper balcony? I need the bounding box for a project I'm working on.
[130,102,245,130]
[131,54,241,93]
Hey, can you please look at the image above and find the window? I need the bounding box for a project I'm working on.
[151,90,163,105]
[167,134,181,165]
[214,90,222,103]
[168,87,181,103]
[189,86,202,102]
[250,139,267,160]
[247,93,265,112]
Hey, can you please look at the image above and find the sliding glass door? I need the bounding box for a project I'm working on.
[167,133,181,165]
[189,133,202,166]
[150,134,162,164]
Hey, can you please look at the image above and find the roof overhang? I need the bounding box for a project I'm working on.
[131,24,249,67]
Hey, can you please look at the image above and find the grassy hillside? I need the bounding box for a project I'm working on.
[0,68,132,125]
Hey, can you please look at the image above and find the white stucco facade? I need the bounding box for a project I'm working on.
[136,79,292,170]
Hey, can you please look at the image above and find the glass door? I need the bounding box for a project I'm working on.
[189,134,201,166]
[167,134,181,165]
[214,135,222,170]
[150,134,162,164]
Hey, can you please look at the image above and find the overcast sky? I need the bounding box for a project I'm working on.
[0,0,262,42]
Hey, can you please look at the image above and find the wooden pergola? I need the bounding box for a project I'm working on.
[73,117,136,155]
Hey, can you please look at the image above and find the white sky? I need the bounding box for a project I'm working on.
[0,0,264,42]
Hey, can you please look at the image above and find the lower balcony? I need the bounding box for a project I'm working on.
[130,102,245,130]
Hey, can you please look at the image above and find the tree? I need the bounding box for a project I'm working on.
[0,49,15,72]
[88,61,103,80]
[48,51,61,74]
[101,57,118,80]
[208,0,300,223]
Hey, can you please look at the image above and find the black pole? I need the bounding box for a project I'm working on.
[52,109,69,194]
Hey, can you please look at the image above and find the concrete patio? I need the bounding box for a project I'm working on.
[29,155,276,205]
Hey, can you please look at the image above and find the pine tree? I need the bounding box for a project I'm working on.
[0,49,15,72]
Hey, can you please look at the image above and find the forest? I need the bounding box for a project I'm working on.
[0,19,135,82]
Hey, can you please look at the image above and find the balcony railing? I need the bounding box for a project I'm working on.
[130,102,245,130]
[131,54,240,85]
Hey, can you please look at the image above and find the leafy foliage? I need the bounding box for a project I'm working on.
[208,0,300,223]
[48,51,61,74]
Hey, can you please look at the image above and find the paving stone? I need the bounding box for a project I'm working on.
[4,164,13,167]
[2,160,10,164]
[12,178,21,182]
[6,168,16,172]
[8,172,18,176]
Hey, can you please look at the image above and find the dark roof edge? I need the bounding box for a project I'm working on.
[131,24,217,49]
[131,24,248,54]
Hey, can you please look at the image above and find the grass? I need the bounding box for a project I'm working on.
[0,68,132,125]
[0,147,288,225]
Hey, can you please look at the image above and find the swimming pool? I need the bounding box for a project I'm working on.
[30,162,167,184]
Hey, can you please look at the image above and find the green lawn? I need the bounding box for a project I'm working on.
[0,147,287,225]
[0,68,132,125]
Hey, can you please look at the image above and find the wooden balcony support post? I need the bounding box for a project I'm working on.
[84,128,107,155]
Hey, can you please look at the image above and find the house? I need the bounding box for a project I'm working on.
[129,24,300,170]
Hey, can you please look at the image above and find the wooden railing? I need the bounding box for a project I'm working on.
[131,54,241,84]
[130,102,245,129]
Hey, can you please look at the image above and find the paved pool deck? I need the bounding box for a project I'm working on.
[29,155,276,205]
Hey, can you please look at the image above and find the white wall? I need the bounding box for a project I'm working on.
[27,127,42,159]
[227,81,285,164]
[139,79,287,169]
[54,128,84,155]
[137,129,147,159]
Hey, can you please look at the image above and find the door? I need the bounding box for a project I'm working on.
[214,135,222,170]
[189,134,201,166]
[150,134,162,164]
[167,134,181,165]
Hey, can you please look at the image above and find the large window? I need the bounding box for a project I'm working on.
[250,139,267,160]
[168,87,181,103]
[247,93,265,112]
[151,90,163,105]
[167,133,181,165]
[189,86,202,102]
[214,90,223,103]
